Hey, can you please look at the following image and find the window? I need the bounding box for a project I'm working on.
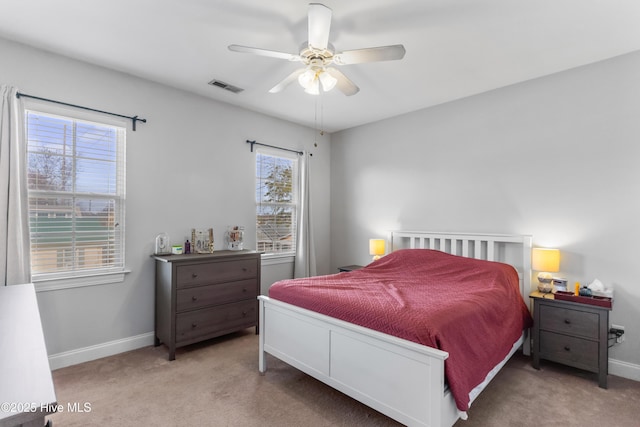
[25,110,126,282]
[256,151,298,255]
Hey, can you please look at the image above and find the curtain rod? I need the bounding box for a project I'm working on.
[246,140,303,155]
[16,92,147,131]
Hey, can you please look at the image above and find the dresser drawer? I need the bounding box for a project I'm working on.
[176,259,257,288]
[176,279,258,312]
[539,304,599,339]
[175,300,257,344]
[539,331,599,371]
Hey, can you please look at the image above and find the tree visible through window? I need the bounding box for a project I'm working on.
[256,151,298,255]
[26,110,126,279]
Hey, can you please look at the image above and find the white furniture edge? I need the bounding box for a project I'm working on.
[258,231,532,427]
[0,283,57,427]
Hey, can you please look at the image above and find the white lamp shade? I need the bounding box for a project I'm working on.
[319,70,337,91]
[298,68,317,89]
[304,80,320,95]
[532,248,560,273]
[369,239,386,257]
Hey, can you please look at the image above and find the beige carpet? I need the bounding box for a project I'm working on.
[49,329,640,426]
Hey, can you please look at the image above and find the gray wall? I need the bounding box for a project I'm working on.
[331,51,640,376]
[3,33,639,379]
[0,37,332,364]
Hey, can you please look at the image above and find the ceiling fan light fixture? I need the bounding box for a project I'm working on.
[319,70,337,92]
[304,78,320,95]
[298,68,317,90]
[298,66,336,95]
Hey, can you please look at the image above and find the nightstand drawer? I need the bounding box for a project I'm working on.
[539,304,599,339]
[539,331,599,371]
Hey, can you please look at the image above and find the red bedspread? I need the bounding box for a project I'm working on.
[268,249,533,411]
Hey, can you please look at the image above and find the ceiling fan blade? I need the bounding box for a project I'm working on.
[334,44,406,65]
[308,3,332,50]
[269,68,306,93]
[325,68,359,96]
[228,44,300,61]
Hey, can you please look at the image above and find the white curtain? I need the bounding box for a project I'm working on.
[294,151,317,278]
[0,85,31,285]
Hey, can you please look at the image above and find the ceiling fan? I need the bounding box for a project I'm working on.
[228,3,406,96]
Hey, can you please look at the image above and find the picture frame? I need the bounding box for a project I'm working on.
[191,228,214,253]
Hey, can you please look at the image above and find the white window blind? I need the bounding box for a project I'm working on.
[256,151,298,255]
[26,110,126,280]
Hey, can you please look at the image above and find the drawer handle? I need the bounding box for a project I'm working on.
[242,267,247,272]
[192,296,198,301]
[242,288,247,292]
[564,319,571,325]
[192,273,198,278]
[242,311,247,316]
[191,323,198,328]
[564,346,571,352]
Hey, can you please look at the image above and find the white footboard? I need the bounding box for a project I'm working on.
[259,296,461,427]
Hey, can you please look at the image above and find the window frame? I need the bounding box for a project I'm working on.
[255,148,299,259]
[23,101,129,291]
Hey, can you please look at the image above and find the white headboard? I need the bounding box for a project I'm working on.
[390,231,533,299]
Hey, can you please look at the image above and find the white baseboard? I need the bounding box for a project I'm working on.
[609,358,640,382]
[46,332,640,382]
[48,332,155,370]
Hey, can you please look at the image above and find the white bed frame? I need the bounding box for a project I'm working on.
[258,231,532,427]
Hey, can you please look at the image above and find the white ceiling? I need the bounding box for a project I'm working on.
[1,0,639,133]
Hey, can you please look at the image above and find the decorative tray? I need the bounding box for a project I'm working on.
[554,291,612,308]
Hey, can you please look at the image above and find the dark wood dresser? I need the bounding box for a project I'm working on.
[153,250,261,360]
[530,292,610,388]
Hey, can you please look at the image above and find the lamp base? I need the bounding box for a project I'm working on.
[537,282,553,293]
[537,273,554,293]
[372,255,381,261]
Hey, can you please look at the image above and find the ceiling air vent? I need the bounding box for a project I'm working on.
[208,79,244,94]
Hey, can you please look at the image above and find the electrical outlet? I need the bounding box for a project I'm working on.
[611,324,625,343]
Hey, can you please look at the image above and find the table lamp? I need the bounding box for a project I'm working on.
[532,248,560,293]
[369,239,386,261]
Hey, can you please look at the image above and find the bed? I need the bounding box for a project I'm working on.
[258,231,533,427]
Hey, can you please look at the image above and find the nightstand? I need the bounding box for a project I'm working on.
[338,264,363,272]
[530,291,611,388]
